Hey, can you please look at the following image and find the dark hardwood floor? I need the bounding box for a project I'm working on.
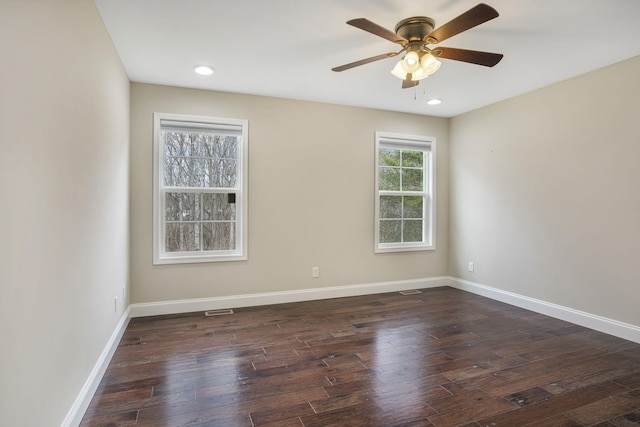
[80,287,640,426]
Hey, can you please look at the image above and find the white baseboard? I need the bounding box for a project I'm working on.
[128,277,640,343]
[129,276,450,318]
[448,277,640,344]
[61,307,131,427]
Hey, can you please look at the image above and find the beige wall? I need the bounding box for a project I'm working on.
[0,1,130,426]
[449,56,640,326]
[130,84,449,303]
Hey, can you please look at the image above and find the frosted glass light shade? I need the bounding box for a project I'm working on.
[412,66,429,80]
[401,51,420,73]
[420,54,441,75]
[391,60,408,79]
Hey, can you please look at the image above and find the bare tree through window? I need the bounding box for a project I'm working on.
[163,131,238,252]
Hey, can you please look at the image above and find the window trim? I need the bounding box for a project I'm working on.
[153,112,248,264]
[375,131,436,253]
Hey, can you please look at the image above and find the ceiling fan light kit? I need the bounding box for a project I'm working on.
[391,49,441,81]
[332,3,504,89]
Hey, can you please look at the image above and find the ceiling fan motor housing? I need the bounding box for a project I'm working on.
[394,17,435,42]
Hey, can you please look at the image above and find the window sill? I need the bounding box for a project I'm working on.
[375,244,435,253]
[153,252,247,265]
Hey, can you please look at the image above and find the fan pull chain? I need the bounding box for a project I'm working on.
[412,85,430,102]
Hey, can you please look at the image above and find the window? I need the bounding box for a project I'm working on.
[375,132,435,252]
[153,113,248,264]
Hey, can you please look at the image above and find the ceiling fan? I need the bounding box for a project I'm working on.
[332,3,503,89]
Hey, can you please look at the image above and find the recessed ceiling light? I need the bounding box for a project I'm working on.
[427,98,442,105]
[194,65,214,76]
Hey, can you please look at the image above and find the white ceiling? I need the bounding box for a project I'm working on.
[93,0,640,118]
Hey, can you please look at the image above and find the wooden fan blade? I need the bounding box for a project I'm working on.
[332,52,399,72]
[402,75,419,89]
[347,18,407,44]
[426,3,499,44]
[433,47,503,67]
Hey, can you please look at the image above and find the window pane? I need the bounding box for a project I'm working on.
[190,134,206,157]
[403,196,423,219]
[379,167,400,191]
[164,156,204,187]
[202,193,236,221]
[165,192,201,221]
[379,220,401,243]
[204,136,238,160]
[163,157,185,186]
[165,192,181,221]
[402,150,423,167]
[163,132,190,157]
[203,159,237,188]
[165,223,200,252]
[224,136,238,159]
[403,220,423,242]
[203,222,236,251]
[380,196,402,218]
[221,160,237,187]
[402,168,423,191]
[379,148,400,166]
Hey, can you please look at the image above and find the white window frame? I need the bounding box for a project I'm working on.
[153,113,248,264]
[375,131,435,253]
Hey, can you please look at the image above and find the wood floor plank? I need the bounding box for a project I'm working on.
[564,390,640,425]
[299,401,386,427]
[475,381,630,425]
[80,409,139,426]
[80,287,640,426]
[524,414,583,426]
[504,386,554,407]
[372,381,449,412]
[615,371,640,390]
[426,389,515,426]
[249,401,314,425]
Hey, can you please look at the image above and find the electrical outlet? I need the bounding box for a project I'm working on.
[312,267,320,278]
[114,296,118,312]
[468,262,475,272]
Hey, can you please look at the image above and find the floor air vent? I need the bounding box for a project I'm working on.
[399,290,422,295]
[204,309,234,317]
